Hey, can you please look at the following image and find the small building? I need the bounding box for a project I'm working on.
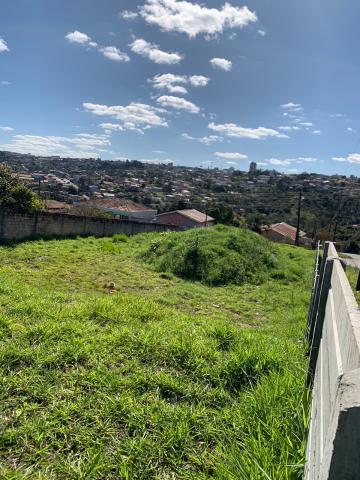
[261,222,312,247]
[44,200,71,214]
[154,209,214,228]
[76,198,157,221]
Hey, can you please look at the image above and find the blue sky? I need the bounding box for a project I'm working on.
[1,0,360,174]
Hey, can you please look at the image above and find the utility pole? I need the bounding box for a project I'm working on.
[295,190,302,246]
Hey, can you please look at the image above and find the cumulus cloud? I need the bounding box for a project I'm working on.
[208,122,287,140]
[0,37,9,53]
[156,95,200,113]
[265,156,318,166]
[182,133,221,145]
[140,0,257,38]
[332,154,360,164]
[189,75,210,87]
[99,46,130,62]
[66,31,129,63]
[130,38,183,64]
[258,29,266,36]
[83,101,168,133]
[210,57,232,71]
[1,80,11,85]
[0,133,110,158]
[0,38,9,53]
[299,122,313,127]
[65,31,92,44]
[313,130,321,135]
[0,126,14,132]
[149,73,209,94]
[214,152,248,160]
[120,10,138,20]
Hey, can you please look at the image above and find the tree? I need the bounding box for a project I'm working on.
[0,163,42,213]
[207,203,234,225]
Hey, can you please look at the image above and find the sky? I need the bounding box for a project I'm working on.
[1,0,360,175]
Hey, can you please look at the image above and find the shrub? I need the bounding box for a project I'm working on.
[144,225,279,286]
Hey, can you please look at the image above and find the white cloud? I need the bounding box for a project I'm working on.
[267,158,292,166]
[99,123,124,132]
[0,126,14,132]
[298,157,318,162]
[140,157,174,164]
[210,57,232,71]
[130,38,182,64]
[99,46,130,62]
[278,126,301,131]
[258,29,266,36]
[0,37,10,53]
[348,127,354,132]
[214,152,248,160]
[313,130,321,135]
[265,156,318,166]
[140,0,257,38]
[65,31,92,44]
[299,122,313,127]
[83,101,168,133]
[66,31,129,63]
[189,75,210,87]
[281,102,302,109]
[149,73,209,94]
[332,153,360,164]
[208,122,287,140]
[0,133,110,158]
[182,133,221,145]
[120,10,138,20]
[1,80,11,85]
[156,95,200,113]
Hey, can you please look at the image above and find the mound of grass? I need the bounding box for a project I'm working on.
[146,225,286,286]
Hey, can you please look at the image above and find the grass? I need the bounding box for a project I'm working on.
[347,266,360,303]
[0,227,314,479]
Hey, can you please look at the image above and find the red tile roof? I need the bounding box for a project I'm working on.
[156,209,214,224]
[178,209,214,223]
[270,222,305,241]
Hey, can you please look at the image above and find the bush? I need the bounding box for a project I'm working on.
[144,225,279,286]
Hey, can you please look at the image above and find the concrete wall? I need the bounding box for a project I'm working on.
[0,209,177,241]
[305,242,360,479]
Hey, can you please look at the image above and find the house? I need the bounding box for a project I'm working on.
[154,209,214,228]
[261,222,312,246]
[76,198,157,221]
[44,199,71,214]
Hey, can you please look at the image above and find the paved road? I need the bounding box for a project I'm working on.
[343,253,360,269]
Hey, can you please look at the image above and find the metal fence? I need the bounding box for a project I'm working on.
[305,242,360,479]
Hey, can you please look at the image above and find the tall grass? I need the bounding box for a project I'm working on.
[144,226,294,286]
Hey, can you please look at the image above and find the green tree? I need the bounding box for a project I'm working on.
[207,203,234,225]
[0,163,42,213]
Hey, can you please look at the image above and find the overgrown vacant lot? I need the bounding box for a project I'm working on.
[0,227,314,479]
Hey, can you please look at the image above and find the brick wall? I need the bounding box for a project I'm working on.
[0,209,177,241]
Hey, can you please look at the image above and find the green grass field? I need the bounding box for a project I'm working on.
[0,227,314,479]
